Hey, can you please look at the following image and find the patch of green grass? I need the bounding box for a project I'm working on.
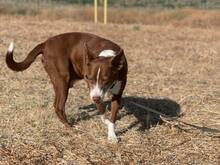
[169,10,189,21]
[132,25,140,31]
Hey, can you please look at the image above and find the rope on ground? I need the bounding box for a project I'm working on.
[129,101,220,138]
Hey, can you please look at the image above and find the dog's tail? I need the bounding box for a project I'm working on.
[6,42,44,71]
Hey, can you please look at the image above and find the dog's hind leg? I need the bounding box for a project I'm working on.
[54,83,69,126]
[53,77,70,127]
[43,57,71,127]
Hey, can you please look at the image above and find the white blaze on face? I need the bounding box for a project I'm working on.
[90,67,104,100]
[99,49,116,58]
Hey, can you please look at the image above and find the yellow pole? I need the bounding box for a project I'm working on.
[103,0,107,24]
[94,0,98,23]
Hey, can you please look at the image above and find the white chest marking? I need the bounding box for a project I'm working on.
[90,68,103,99]
[99,50,116,57]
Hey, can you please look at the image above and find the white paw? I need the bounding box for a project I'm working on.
[101,115,106,123]
[101,117,119,143]
[108,134,118,143]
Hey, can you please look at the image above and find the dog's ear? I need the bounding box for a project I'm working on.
[84,43,96,65]
[110,48,124,70]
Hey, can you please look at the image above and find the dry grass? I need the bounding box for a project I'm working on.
[1,2,220,28]
[0,14,220,164]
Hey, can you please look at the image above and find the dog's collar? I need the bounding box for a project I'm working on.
[108,81,122,95]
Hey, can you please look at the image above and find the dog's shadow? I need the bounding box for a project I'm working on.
[71,96,220,136]
[71,96,181,133]
[118,96,181,134]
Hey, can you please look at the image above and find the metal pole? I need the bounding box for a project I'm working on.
[94,0,98,23]
[103,0,107,24]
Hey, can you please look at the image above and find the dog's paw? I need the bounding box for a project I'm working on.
[64,122,73,128]
[108,134,119,143]
[101,115,106,124]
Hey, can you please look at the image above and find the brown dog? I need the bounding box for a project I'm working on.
[6,32,127,142]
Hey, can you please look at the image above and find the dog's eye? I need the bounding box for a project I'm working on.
[103,76,109,81]
[103,80,109,85]
[85,75,94,81]
[85,75,91,80]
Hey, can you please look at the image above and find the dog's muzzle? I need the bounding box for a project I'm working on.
[92,96,101,103]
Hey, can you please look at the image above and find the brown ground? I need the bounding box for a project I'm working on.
[0,15,220,165]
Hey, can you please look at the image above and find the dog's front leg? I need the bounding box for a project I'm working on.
[97,103,107,123]
[109,95,121,142]
[102,79,126,143]
[96,103,105,115]
[101,95,121,143]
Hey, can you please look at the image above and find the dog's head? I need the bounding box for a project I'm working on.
[83,44,124,104]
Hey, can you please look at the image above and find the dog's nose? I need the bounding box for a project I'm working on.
[92,96,101,103]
